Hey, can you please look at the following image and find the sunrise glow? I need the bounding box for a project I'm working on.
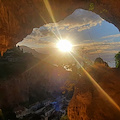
[56,39,72,52]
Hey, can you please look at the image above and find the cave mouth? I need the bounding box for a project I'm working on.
[1,1,120,119]
[17,9,120,67]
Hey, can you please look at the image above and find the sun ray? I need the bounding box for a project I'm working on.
[50,29,61,41]
[70,50,93,68]
[39,14,48,24]
[69,51,120,112]
[22,52,57,74]
[38,13,60,41]
[43,0,62,40]
[72,43,83,47]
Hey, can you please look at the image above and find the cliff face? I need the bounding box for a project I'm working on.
[0,0,120,55]
[68,66,120,120]
[0,63,69,108]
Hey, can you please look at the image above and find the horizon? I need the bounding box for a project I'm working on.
[17,9,120,67]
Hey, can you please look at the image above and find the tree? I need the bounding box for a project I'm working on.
[115,52,120,68]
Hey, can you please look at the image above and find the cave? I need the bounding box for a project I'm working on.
[1,0,120,120]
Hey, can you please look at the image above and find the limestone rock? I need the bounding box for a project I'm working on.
[68,66,120,120]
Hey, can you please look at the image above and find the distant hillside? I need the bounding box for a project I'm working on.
[0,58,70,108]
[20,46,48,59]
[35,47,58,54]
[0,46,70,108]
[20,46,74,65]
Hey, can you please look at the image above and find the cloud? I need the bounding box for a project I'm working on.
[45,9,103,32]
[70,41,119,67]
[17,26,57,47]
[30,27,55,38]
[102,34,120,39]
[18,9,103,48]
[80,41,120,52]
[75,41,120,60]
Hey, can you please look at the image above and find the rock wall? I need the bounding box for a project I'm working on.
[68,65,120,120]
[0,0,120,55]
[0,60,69,108]
[1,1,120,118]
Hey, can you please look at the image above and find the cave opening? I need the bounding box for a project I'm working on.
[1,1,120,119]
[17,9,120,68]
[15,9,120,119]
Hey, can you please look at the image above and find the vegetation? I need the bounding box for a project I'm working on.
[0,109,4,120]
[89,3,94,11]
[60,115,69,120]
[0,47,38,79]
[115,51,120,68]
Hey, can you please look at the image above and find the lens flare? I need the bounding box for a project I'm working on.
[70,52,120,112]
[57,40,72,52]
[43,0,62,40]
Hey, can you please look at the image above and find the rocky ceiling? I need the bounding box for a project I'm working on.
[0,0,120,55]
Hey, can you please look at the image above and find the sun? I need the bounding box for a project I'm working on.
[56,39,72,52]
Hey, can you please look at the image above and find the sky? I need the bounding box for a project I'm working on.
[17,9,120,67]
